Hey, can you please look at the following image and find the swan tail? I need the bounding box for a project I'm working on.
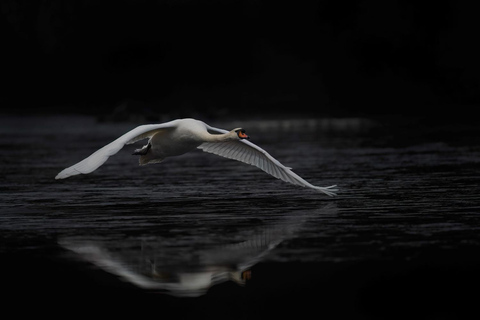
[139,154,164,166]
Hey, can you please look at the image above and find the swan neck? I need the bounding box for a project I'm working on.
[204,131,236,142]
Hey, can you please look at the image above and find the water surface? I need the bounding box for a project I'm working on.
[1,115,479,319]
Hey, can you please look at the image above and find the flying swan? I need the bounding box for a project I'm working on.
[55,118,338,196]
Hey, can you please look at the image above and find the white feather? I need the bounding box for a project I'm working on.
[55,119,338,196]
[55,121,178,179]
[200,125,338,196]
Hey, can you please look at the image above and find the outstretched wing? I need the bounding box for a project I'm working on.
[55,120,179,180]
[198,125,338,196]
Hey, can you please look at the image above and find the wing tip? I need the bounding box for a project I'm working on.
[55,167,82,180]
[315,185,338,197]
[55,170,69,180]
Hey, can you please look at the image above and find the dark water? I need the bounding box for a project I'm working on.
[1,115,480,319]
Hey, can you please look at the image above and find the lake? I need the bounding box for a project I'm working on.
[1,115,479,319]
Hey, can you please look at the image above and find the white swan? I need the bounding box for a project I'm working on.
[55,118,338,196]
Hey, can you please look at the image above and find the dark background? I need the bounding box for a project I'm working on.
[1,0,479,121]
[2,2,480,318]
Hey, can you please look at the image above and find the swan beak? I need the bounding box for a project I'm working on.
[238,131,250,139]
[235,128,250,139]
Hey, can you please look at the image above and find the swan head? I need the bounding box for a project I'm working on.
[234,128,249,140]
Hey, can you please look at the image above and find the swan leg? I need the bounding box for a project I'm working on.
[132,143,151,155]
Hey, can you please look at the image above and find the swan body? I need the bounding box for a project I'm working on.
[55,118,337,196]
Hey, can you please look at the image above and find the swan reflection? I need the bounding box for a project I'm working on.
[59,208,334,297]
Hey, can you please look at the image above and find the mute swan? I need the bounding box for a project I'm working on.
[55,118,337,196]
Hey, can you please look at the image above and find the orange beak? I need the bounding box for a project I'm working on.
[238,131,249,139]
